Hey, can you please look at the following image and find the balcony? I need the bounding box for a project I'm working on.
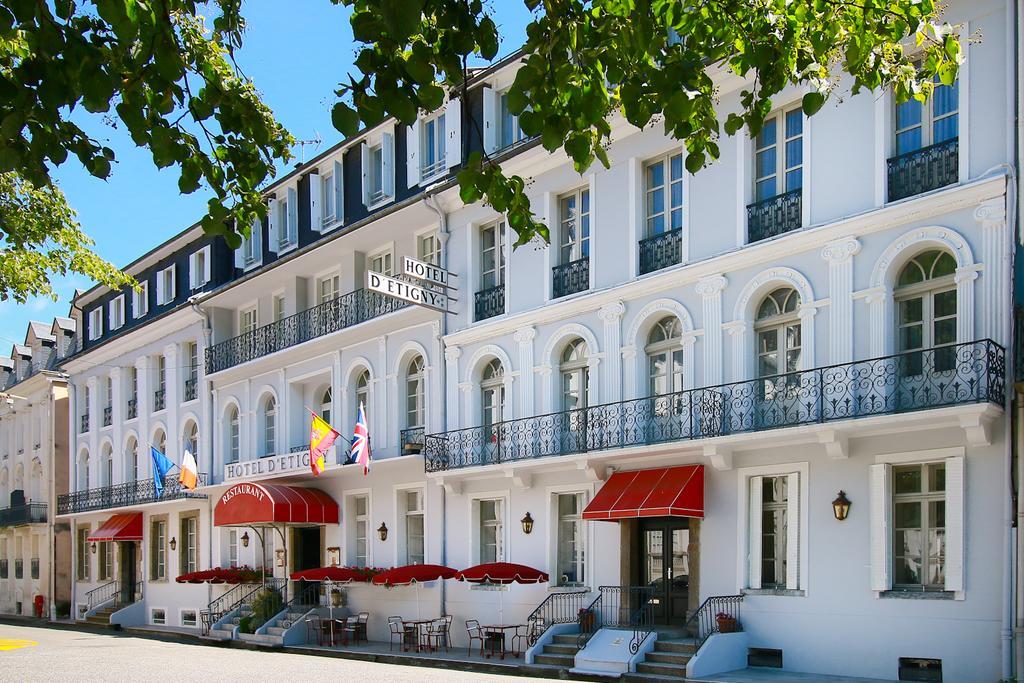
[0,502,47,527]
[80,414,89,433]
[887,138,958,202]
[102,406,112,427]
[747,189,802,243]
[154,389,166,411]
[184,377,198,402]
[127,398,137,420]
[400,427,426,455]
[552,257,590,299]
[206,287,409,374]
[57,473,208,515]
[474,285,505,322]
[424,340,1004,472]
[639,229,683,275]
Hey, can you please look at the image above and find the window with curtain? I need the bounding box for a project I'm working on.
[150,520,166,580]
[892,462,946,590]
[405,356,426,429]
[480,221,506,289]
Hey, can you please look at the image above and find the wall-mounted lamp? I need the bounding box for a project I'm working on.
[520,512,535,535]
[327,547,341,567]
[169,537,177,551]
[275,548,285,567]
[832,490,851,521]
[241,531,250,548]
[90,542,97,554]
[377,522,388,542]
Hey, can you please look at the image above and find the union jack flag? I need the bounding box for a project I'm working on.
[350,402,372,475]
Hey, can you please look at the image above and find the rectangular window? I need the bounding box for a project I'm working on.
[76,527,90,581]
[404,490,425,565]
[746,470,801,591]
[895,73,959,156]
[186,342,198,383]
[130,367,138,404]
[318,275,341,304]
[353,495,368,567]
[241,231,259,265]
[754,108,803,201]
[556,493,585,586]
[133,281,149,318]
[277,197,293,249]
[189,246,210,290]
[98,541,113,581]
[180,516,198,574]
[109,296,125,330]
[499,91,528,149]
[228,530,239,567]
[151,608,166,625]
[273,295,285,323]
[368,251,393,277]
[478,499,504,564]
[892,462,946,590]
[150,520,166,581]
[88,308,103,341]
[418,233,441,266]
[240,307,258,335]
[157,266,176,305]
[421,113,447,179]
[157,355,166,394]
[645,152,684,236]
[321,171,336,226]
[480,222,506,289]
[559,187,591,265]
[181,609,198,628]
[369,144,384,203]
[760,476,788,589]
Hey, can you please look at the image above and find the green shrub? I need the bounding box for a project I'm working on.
[238,616,254,634]
[250,588,283,628]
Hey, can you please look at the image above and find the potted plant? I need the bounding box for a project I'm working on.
[578,607,595,632]
[330,588,346,608]
[715,611,739,633]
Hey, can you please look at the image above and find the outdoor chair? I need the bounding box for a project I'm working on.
[465,619,484,657]
[426,615,452,652]
[305,616,324,646]
[511,623,530,657]
[355,611,369,643]
[387,616,404,652]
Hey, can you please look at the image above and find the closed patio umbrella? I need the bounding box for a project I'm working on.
[372,564,457,619]
[454,562,549,624]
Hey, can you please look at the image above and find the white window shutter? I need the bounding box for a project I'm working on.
[382,132,395,198]
[406,121,421,188]
[360,142,370,207]
[251,216,263,263]
[287,187,298,243]
[188,253,197,290]
[445,97,461,168]
[268,198,279,253]
[169,267,176,300]
[786,471,800,590]
[309,173,322,232]
[155,272,164,305]
[233,221,245,270]
[748,475,762,590]
[202,246,211,284]
[944,455,965,593]
[333,160,344,224]
[482,86,498,154]
[869,463,893,592]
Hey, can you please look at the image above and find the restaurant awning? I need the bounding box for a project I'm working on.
[87,513,143,542]
[214,482,339,527]
[582,465,704,521]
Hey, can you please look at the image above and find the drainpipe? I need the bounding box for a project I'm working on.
[423,193,449,616]
[189,296,215,610]
[66,378,76,619]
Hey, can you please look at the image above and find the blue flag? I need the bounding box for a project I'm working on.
[151,446,175,496]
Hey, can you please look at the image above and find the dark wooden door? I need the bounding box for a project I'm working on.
[640,518,690,625]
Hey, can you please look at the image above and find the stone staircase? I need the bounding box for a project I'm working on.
[205,605,253,640]
[239,607,311,646]
[622,639,695,682]
[532,633,582,669]
[84,604,121,626]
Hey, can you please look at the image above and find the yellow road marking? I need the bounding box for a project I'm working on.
[0,639,38,651]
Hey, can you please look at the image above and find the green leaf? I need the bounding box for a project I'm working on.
[801,92,826,116]
[331,102,361,136]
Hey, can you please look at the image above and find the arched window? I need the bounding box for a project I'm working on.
[559,338,589,411]
[755,287,802,378]
[895,250,957,364]
[646,317,684,396]
[226,406,240,464]
[184,420,199,459]
[355,370,370,419]
[101,443,113,487]
[152,429,166,457]
[481,359,505,427]
[405,356,426,429]
[320,389,332,426]
[262,396,277,456]
[125,437,139,482]
[78,451,90,491]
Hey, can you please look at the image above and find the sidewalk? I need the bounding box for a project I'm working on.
[692,669,896,683]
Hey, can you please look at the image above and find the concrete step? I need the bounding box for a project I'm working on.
[622,673,689,683]
[653,639,696,654]
[645,651,691,665]
[267,626,285,636]
[552,633,580,645]
[635,661,688,678]
[543,643,578,655]
[533,653,575,667]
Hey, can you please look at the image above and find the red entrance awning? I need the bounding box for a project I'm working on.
[582,465,704,521]
[87,513,143,542]
[214,482,339,527]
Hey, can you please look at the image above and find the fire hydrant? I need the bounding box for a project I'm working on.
[32,595,44,618]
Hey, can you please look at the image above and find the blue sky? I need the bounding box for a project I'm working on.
[1,2,533,348]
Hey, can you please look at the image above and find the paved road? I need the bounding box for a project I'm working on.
[0,623,542,682]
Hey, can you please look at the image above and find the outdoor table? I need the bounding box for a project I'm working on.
[330,619,356,646]
[480,624,524,660]
[401,618,436,652]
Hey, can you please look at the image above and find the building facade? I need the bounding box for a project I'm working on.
[49,0,1020,679]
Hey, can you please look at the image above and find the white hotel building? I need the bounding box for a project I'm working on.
[55,0,1019,679]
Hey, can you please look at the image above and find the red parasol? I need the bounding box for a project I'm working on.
[454,562,549,585]
[370,564,457,587]
[290,566,373,583]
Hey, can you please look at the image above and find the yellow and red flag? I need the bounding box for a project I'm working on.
[309,411,341,476]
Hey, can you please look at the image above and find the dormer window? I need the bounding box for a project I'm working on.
[189,246,211,290]
[420,112,446,179]
[87,308,103,341]
[360,129,394,207]
[310,160,344,233]
[156,266,176,306]
[109,296,125,330]
[133,282,149,318]
[270,189,298,253]
[483,86,528,155]
[235,216,263,270]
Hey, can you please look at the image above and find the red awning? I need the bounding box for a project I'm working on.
[87,513,143,542]
[214,482,339,527]
[582,465,704,521]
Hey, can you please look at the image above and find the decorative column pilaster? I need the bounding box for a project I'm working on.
[621,345,638,399]
[598,301,625,404]
[445,347,461,431]
[696,275,728,386]
[954,268,978,345]
[134,357,150,476]
[376,337,387,449]
[821,237,861,364]
[797,305,818,370]
[863,287,890,358]
[277,368,288,454]
[430,321,444,433]
[163,343,179,457]
[514,327,536,418]
[975,199,1008,343]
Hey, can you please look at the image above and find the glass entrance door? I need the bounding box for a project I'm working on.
[641,518,690,625]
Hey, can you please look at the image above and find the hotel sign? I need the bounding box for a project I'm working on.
[402,256,454,289]
[224,450,311,482]
[367,271,451,313]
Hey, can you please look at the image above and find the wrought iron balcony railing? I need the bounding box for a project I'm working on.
[184,377,198,402]
[80,414,89,433]
[552,257,590,299]
[127,398,137,420]
[0,502,47,527]
[747,189,802,243]
[474,285,505,322]
[102,406,112,427]
[57,473,208,515]
[206,286,409,374]
[424,340,1004,472]
[154,389,166,411]
[887,138,958,202]
[639,229,683,275]
[401,427,426,455]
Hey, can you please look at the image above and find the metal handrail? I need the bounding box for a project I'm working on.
[577,591,603,649]
[684,594,743,652]
[200,578,284,635]
[425,339,1004,472]
[527,589,591,646]
[400,427,426,454]
[85,580,119,612]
